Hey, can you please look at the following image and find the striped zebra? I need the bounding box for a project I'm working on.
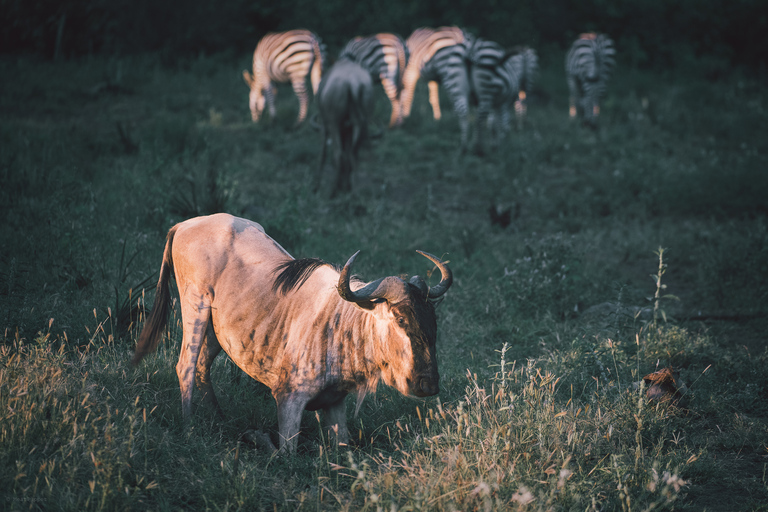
[565,33,615,127]
[339,33,408,127]
[509,46,538,129]
[400,26,472,148]
[464,38,524,152]
[242,29,325,124]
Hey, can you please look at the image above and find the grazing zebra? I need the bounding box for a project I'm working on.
[565,33,615,127]
[509,46,538,129]
[339,33,408,127]
[400,26,472,149]
[464,37,524,152]
[242,29,325,124]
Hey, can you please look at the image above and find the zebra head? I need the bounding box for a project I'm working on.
[242,70,267,122]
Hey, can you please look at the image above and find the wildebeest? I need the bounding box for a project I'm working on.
[338,33,409,128]
[316,57,373,196]
[132,213,452,453]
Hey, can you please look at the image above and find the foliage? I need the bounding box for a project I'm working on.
[2,0,766,73]
[1,53,767,511]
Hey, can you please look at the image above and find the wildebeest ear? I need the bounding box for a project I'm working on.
[242,70,254,87]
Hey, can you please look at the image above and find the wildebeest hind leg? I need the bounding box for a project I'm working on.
[176,290,212,421]
[195,323,224,418]
[324,400,350,446]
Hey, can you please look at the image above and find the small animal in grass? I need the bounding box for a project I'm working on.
[639,367,688,405]
[489,203,519,229]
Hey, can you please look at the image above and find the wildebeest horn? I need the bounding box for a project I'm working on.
[337,251,408,304]
[337,250,452,303]
[415,250,453,299]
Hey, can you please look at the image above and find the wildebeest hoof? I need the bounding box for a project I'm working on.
[241,429,277,454]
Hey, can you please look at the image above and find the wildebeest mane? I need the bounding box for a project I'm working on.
[272,258,340,295]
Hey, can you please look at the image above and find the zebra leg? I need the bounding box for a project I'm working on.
[291,79,309,125]
[567,76,578,119]
[515,91,527,130]
[582,93,595,128]
[399,67,418,119]
[472,97,494,155]
[264,83,277,120]
[497,105,512,146]
[381,76,402,127]
[441,65,470,151]
[428,81,442,120]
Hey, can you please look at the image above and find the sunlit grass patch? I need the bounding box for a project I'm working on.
[329,350,692,511]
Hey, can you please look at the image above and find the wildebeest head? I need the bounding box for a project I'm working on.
[337,250,452,398]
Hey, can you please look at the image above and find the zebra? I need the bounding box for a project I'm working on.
[509,46,538,129]
[565,33,615,127]
[400,26,473,149]
[464,37,524,152]
[242,29,325,125]
[339,33,408,127]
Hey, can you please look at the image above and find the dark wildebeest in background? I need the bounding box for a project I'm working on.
[131,214,453,453]
[338,33,409,128]
[316,58,373,197]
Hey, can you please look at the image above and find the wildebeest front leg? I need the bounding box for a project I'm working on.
[194,323,223,418]
[324,400,350,446]
[275,393,310,453]
[177,290,212,420]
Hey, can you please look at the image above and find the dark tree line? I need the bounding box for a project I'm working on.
[2,0,765,73]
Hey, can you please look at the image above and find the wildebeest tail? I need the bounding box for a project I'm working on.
[131,225,177,366]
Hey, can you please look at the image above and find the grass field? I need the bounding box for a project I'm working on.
[1,50,767,511]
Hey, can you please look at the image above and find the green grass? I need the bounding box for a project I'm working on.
[1,51,767,511]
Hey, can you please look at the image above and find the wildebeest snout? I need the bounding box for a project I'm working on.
[411,374,440,397]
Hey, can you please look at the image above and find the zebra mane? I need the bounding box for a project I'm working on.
[272,258,339,295]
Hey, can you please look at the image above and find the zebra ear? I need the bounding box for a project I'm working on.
[242,70,254,87]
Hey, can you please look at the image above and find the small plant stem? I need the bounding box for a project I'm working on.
[652,247,667,328]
